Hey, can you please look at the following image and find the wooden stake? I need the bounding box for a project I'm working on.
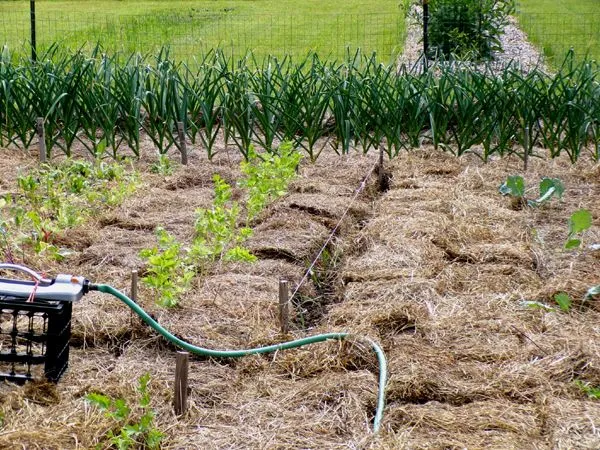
[523,126,530,172]
[378,147,385,192]
[36,117,46,163]
[278,279,289,335]
[130,270,138,328]
[177,121,188,165]
[130,270,138,303]
[173,351,189,416]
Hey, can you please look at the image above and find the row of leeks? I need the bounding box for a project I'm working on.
[0,46,599,163]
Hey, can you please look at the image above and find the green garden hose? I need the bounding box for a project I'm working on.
[93,283,387,432]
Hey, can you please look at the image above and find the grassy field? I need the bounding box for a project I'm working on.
[516,0,600,63]
[0,0,406,62]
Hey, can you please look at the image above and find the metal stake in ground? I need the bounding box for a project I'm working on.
[279,279,289,335]
[36,117,46,163]
[177,122,188,165]
[173,351,189,416]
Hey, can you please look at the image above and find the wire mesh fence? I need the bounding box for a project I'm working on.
[0,10,404,62]
[515,12,600,64]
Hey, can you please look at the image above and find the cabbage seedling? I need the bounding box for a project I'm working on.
[499,175,564,208]
[565,209,592,249]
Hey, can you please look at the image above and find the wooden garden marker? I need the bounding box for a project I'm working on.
[378,147,385,192]
[36,117,46,163]
[130,270,138,303]
[523,126,530,172]
[278,279,289,335]
[174,351,189,416]
[177,121,188,165]
[129,270,138,327]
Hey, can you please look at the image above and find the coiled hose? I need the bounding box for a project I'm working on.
[93,283,387,432]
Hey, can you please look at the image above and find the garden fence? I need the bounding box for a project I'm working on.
[0,10,404,62]
[515,12,600,64]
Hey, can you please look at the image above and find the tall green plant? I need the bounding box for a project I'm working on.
[427,0,515,59]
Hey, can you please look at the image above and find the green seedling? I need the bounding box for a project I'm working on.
[565,209,593,249]
[1,160,138,263]
[574,380,600,400]
[86,373,164,450]
[240,142,302,221]
[150,154,173,176]
[224,246,258,263]
[499,175,564,208]
[140,227,194,308]
[141,143,300,307]
[554,292,572,312]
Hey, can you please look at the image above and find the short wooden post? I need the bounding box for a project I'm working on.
[523,126,530,172]
[378,147,385,192]
[36,117,46,163]
[173,351,189,416]
[177,121,188,165]
[130,270,138,303]
[278,279,289,335]
[130,270,138,327]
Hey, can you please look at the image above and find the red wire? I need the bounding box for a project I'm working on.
[26,273,45,302]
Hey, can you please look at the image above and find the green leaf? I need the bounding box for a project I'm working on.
[224,246,257,262]
[499,175,525,198]
[539,177,564,200]
[86,393,111,410]
[554,292,572,312]
[146,428,164,449]
[574,379,600,399]
[569,209,592,234]
[113,398,131,421]
[564,238,582,250]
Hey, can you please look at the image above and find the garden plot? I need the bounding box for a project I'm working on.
[0,146,599,449]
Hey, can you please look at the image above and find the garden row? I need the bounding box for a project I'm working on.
[0,47,599,162]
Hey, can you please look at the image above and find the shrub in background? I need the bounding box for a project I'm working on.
[427,0,515,59]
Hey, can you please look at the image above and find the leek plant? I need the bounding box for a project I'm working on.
[0,47,599,164]
[184,53,227,160]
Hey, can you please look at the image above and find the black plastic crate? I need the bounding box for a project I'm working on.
[0,295,72,383]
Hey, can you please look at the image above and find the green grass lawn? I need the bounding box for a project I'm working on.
[516,0,600,63]
[0,0,407,62]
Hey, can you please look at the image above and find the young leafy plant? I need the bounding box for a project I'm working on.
[554,292,572,312]
[499,175,564,208]
[140,227,194,308]
[239,142,302,221]
[150,154,173,176]
[574,380,600,400]
[565,209,593,249]
[86,373,163,450]
[1,160,138,263]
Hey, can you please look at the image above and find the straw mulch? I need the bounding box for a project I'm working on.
[0,143,599,449]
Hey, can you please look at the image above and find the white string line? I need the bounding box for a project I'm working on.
[288,162,379,303]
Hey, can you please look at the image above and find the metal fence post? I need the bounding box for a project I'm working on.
[423,0,429,58]
[30,0,37,62]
